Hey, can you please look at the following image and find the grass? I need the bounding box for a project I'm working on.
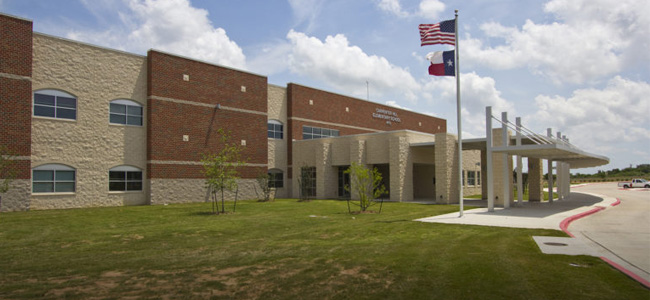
[0,199,648,299]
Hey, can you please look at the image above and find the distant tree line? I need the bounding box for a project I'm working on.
[571,164,650,182]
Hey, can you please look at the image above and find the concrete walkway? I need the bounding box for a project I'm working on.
[416,192,615,230]
[416,191,650,288]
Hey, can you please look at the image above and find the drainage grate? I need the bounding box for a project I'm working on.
[544,242,568,246]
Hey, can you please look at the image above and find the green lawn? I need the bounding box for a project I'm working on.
[0,200,647,299]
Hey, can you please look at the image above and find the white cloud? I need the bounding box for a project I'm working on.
[529,76,650,148]
[377,0,408,17]
[386,100,411,110]
[463,0,650,84]
[286,30,421,102]
[423,72,515,136]
[287,0,325,32]
[68,0,246,69]
[376,0,445,19]
[417,0,445,19]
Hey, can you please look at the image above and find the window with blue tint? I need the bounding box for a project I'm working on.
[302,125,340,140]
[33,90,77,120]
[267,120,283,139]
[109,166,143,191]
[110,100,143,126]
[32,164,76,193]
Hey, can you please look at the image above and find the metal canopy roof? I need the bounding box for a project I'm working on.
[411,136,609,169]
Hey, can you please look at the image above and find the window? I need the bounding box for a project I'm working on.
[302,126,339,140]
[32,164,76,193]
[462,171,466,187]
[268,169,283,188]
[267,120,283,139]
[33,89,77,120]
[300,166,316,197]
[338,166,350,198]
[476,171,481,186]
[468,171,476,186]
[109,166,143,191]
[110,100,143,126]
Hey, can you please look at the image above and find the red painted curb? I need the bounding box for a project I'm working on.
[559,207,605,237]
[560,198,649,289]
[600,256,650,289]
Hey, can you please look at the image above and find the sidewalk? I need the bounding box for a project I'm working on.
[416,193,650,288]
[416,192,615,230]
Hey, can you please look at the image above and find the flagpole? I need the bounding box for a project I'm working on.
[455,9,463,218]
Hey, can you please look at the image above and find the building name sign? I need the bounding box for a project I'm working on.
[372,108,401,124]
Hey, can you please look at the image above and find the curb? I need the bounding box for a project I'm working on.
[559,207,605,238]
[560,198,650,289]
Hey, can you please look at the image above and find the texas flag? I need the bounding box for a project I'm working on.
[426,50,455,76]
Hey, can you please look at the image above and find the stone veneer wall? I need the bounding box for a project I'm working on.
[30,34,148,209]
[462,150,482,196]
[267,85,289,198]
[149,178,259,205]
[292,130,447,202]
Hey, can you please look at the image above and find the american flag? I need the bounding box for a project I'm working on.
[419,19,455,46]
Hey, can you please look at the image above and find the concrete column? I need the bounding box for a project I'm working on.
[389,135,413,202]
[315,142,336,199]
[434,133,459,204]
[527,158,544,202]
[546,128,554,203]
[516,117,523,205]
[491,128,513,207]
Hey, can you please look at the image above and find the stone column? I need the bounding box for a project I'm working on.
[315,142,336,199]
[527,158,544,202]
[389,135,412,202]
[434,133,459,204]
[348,140,367,200]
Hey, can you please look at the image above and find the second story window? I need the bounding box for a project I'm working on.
[110,100,143,126]
[268,120,283,139]
[33,89,77,120]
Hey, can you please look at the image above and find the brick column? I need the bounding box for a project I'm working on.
[0,14,33,211]
[527,158,544,202]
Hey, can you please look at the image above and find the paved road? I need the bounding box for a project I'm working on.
[569,182,650,283]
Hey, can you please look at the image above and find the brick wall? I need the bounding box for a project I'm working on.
[147,51,268,179]
[0,14,32,179]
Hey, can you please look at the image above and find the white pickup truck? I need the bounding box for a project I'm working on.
[618,178,650,188]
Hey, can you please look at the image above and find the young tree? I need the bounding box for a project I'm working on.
[0,146,17,212]
[255,172,275,202]
[297,166,316,202]
[344,162,387,213]
[201,129,245,214]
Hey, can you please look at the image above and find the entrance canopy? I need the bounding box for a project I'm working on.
[461,137,609,169]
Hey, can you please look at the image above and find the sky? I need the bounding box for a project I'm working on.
[2,0,649,174]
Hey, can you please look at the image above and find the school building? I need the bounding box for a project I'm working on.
[0,13,608,211]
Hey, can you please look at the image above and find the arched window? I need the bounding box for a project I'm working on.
[33,89,77,120]
[32,164,76,193]
[109,99,143,126]
[109,165,143,191]
[267,120,283,139]
[268,169,283,188]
